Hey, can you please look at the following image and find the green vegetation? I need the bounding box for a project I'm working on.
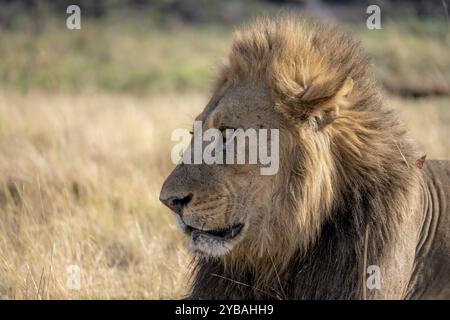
[0,16,448,95]
[0,19,229,94]
[355,17,450,95]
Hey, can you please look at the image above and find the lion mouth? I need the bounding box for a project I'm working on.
[186,223,244,241]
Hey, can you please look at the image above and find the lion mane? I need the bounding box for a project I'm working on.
[186,15,449,299]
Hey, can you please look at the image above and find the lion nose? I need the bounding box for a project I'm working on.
[160,193,193,216]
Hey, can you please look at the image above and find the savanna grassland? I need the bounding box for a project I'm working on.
[0,14,449,299]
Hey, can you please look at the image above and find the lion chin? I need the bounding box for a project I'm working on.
[175,215,245,258]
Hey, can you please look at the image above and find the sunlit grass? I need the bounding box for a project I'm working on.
[0,91,206,299]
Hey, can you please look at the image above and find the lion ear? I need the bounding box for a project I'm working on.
[336,77,353,99]
[299,76,353,129]
[300,76,353,106]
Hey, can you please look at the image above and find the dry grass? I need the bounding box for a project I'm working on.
[0,90,206,299]
[0,89,448,299]
[389,96,450,159]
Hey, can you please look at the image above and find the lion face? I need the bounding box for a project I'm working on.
[159,16,364,259]
[160,82,288,257]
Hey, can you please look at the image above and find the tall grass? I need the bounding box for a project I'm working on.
[0,91,206,298]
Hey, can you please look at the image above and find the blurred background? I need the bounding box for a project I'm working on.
[0,0,448,299]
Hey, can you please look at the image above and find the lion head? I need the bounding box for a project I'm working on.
[159,15,421,280]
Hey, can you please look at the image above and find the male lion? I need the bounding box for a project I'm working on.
[159,16,450,299]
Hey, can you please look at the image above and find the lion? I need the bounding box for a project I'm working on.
[159,15,450,299]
